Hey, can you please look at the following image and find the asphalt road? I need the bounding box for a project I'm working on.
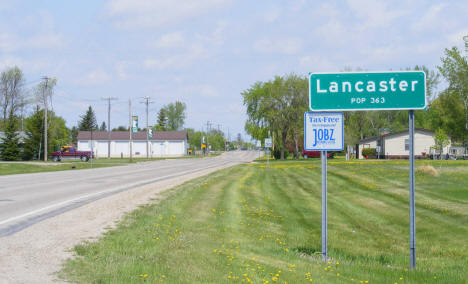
[0,151,259,236]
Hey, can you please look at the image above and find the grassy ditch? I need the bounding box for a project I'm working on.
[61,160,468,283]
[0,154,219,176]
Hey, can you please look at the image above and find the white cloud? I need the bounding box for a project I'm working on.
[346,0,408,28]
[144,43,208,70]
[253,37,303,55]
[299,55,338,72]
[75,70,111,85]
[264,9,280,23]
[153,32,185,49]
[179,84,219,98]
[196,21,227,46]
[198,85,219,98]
[0,32,65,52]
[115,61,131,79]
[411,3,447,32]
[447,29,468,46]
[106,0,231,29]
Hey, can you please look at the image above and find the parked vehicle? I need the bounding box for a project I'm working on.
[302,150,334,159]
[51,146,93,162]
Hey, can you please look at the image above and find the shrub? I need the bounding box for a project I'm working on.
[362,148,376,157]
[416,165,439,177]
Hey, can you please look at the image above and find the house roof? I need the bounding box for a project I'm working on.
[77,131,187,141]
[358,128,435,144]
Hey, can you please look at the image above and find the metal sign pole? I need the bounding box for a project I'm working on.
[321,150,328,262]
[267,149,269,168]
[409,110,416,269]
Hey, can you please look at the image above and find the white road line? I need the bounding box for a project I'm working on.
[0,161,232,227]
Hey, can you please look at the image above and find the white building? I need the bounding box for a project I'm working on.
[357,129,451,159]
[77,131,188,158]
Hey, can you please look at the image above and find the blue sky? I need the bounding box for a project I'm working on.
[1,0,467,140]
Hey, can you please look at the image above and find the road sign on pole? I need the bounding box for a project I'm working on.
[308,71,426,269]
[304,112,343,262]
[264,138,272,167]
[304,112,343,151]
[309,71,426,111]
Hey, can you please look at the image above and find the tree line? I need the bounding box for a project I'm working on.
[243,40,468,159]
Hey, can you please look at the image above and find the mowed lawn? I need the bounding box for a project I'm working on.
[61,159,468,283]
[0,154,216,176]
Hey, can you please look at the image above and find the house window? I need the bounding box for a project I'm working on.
[405,139,409,151]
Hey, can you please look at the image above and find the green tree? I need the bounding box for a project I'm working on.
[243,76,300,159]
[434,128,450,159]
[156,108,167,131]
[164,101,186,131]
[100,121,107,131]
[71,126,79,145]
[0,112,21,160]
[23,107,70,160]
[78,106,98,131]
[0,66,25,124]
[438,45,468,143]
[112,126,128,131]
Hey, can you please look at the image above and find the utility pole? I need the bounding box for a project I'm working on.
[140,96,153,158]
[102,97,118,158]
[129,99,133,163]
[42,76,49,162]
[206,121,211,153]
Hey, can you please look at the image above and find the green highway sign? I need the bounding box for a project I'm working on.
[309,71,426,111]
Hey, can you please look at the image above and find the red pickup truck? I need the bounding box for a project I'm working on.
[302,150,334,159]
[51,146,93,162]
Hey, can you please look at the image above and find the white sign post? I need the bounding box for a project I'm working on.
[265,138,272,168]
[304,112,343,262]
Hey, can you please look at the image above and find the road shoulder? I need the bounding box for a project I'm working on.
[0,162,237,284]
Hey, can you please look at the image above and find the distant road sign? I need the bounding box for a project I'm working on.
[304,112,343,151]
[309,71,426,111]
[256,140,261,147]
[264,138,272,148]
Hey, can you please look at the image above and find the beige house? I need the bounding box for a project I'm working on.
[357,129,451,159]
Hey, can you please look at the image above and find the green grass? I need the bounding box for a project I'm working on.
[0,154,219,176]
[60,159,468,283]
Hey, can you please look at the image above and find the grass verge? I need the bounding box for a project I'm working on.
[60,159,468,283]
[0,154,219,176]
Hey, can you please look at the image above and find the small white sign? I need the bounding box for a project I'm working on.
[264,138,272,148]
[376,146,381,153]
[256,140,261,147]
[304,112,344,151]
